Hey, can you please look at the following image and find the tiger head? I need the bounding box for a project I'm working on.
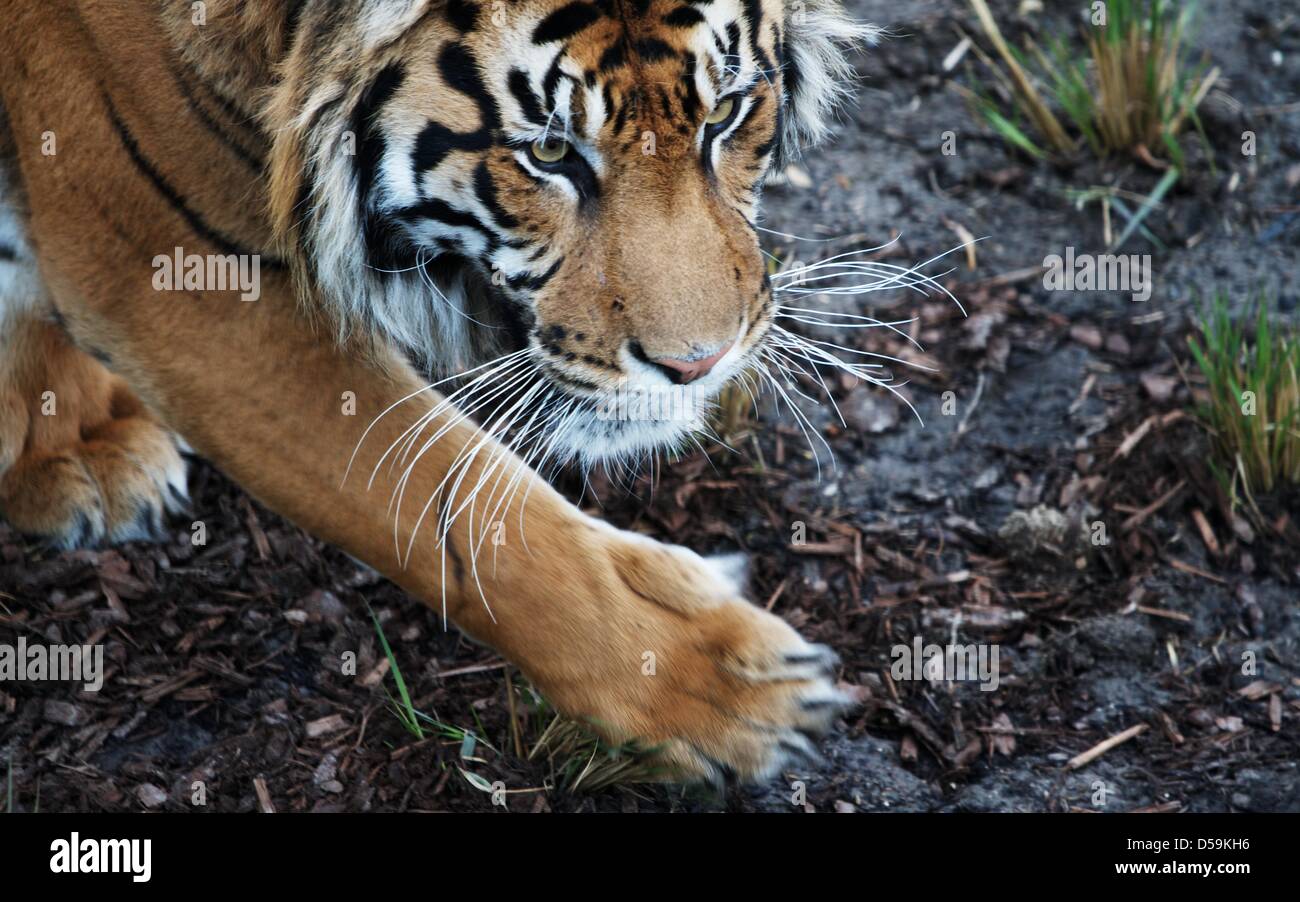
[267,0,873,466]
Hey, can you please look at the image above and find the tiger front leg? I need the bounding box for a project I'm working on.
[321,357,852,783]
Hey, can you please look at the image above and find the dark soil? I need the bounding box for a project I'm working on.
[2,0,1298,812]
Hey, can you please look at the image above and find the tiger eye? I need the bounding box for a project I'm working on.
[704,97,735,126]
[530,136,570,164]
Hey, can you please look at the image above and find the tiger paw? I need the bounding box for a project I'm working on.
[0,324,187,549]
[504,525,852,785]
[0,411,188,549]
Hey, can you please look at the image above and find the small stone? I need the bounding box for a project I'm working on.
[43,700,83,726]
[842,389,900,435]
[782,164,813,189]
[300,589,347,624]
[1140,373,1178,402]
[313,752,339,787]
[136,784,168,809]
[305,714,347,738]
[1069,324,1103,349]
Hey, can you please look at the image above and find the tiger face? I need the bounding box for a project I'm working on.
[269,0,872,466]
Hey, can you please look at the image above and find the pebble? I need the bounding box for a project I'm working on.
[843,389,901,434]
[43,700,83,726]
[136,783,168,809]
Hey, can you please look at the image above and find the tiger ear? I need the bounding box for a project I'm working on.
[778,0,878,163]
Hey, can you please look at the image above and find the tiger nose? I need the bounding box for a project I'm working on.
[650,342,734,385]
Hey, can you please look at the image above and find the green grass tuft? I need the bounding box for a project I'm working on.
[1187,295,1300,515]
[368,604,426,740]
[962,0,1217,168]
[528,716,670,793]
[369,612,663,796]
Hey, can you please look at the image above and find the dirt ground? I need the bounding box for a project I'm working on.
[2,0,1298,813]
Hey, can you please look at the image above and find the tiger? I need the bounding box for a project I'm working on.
[0,0,875,783]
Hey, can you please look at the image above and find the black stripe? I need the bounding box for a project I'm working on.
[350,63,407,270]
[679,53,701,122]
[399,198,495,241]
[522,256,564,292]
[444,0,479,33]
[612,89,634,134]
[665,6,707,27]
[496,294,534,356]
[634,37,676,63]
[442,525,467,590]
[0,244,16,263]
[169,62,263,171]
[413,120,492,172]
[598,42,626,72]
[725,22,741,63]
[363,206,414,274]
[665,6,705,27]
[533,2,603,45]
[472,161,519,230]
[351,63,406,194]
[504,255,563,291]
[440,43,500,131]
[769,89,786,164]
[601,82,616,128]
[773,23,789,120]
[303,92,345,138]
[783,39,801,118]
[283,0,313,54]
[741,0,775,73]
[657,86,673,121]
[508,70,548,127]
[182,62,258,131]
[104,95,282,267]
[711,28,727,60]
[542,55,566,112]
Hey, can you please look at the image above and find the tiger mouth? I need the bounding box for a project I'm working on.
[447,347,737,472]
[422,310,744,471]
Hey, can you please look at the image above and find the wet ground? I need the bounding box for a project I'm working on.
[2,0,1298,812]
